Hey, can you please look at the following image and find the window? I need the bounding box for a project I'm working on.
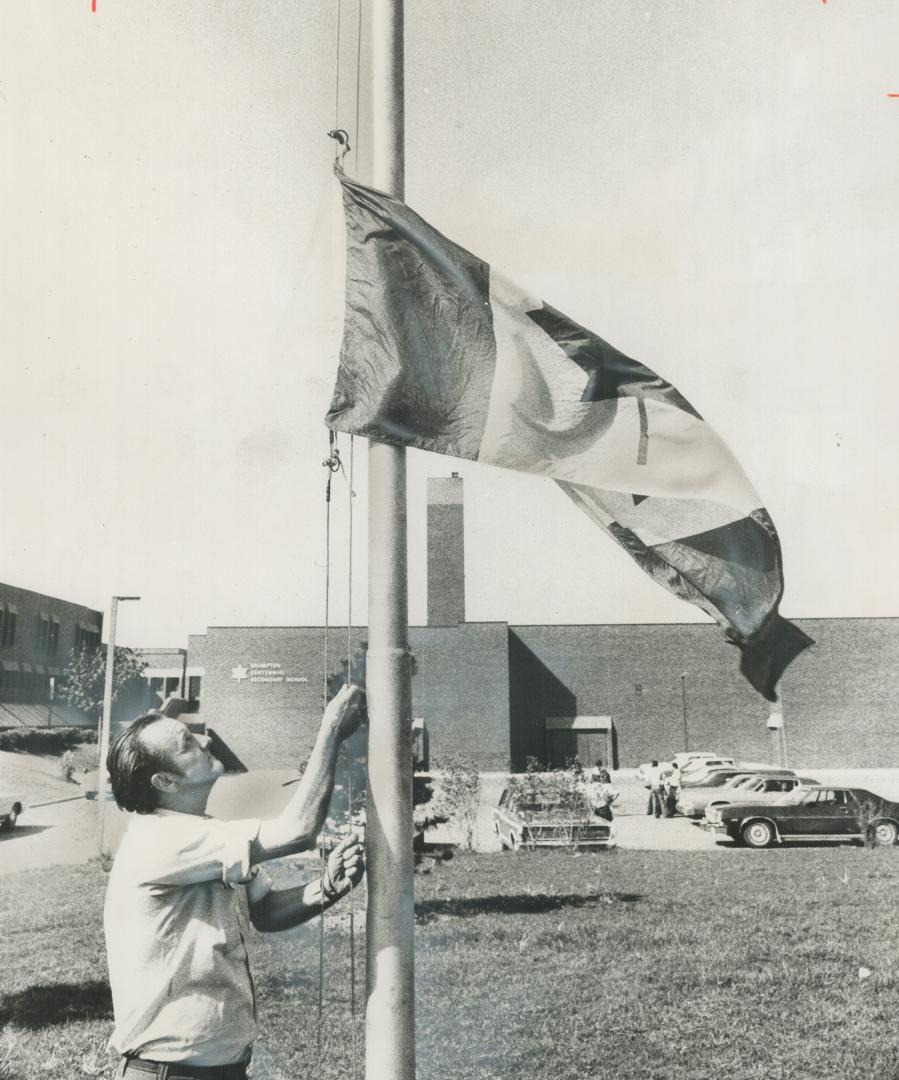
[76,625,101,652]
[49,618,60,656]
[0,605,17,648]
[188,675,202,702]
[37,614,50,653]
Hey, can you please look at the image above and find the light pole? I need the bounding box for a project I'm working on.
[97,595,140,854]
[680,672,690,753]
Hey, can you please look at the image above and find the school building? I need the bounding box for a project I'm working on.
[184,476,899,773]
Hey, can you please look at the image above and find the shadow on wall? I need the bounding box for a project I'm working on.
[0,980,112,1029]
[508,631,579,770]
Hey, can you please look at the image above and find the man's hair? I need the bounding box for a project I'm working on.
[107,711,173,814]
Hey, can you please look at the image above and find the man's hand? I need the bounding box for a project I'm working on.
[323,683,365,743]
[324,831,365,896]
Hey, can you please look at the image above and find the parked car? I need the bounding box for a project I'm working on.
[636,753,731,787]
[680,761,772,787]
[678,758,738,782]
[680,774,815,818]
[1,796,24,832]
[492,788,616,851]
[704,786,899,848]
[702,775,819,817]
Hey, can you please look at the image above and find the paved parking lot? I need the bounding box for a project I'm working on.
[5,757,899,872]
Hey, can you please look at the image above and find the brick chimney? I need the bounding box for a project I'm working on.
[427,473,465,626]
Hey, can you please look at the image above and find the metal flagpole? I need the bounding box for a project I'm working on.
[97,594,140,855]
[365,1,415,1078]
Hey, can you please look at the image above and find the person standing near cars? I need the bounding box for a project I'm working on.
[592,759,611,785]
[646,760,665,818]
[664,761,681,817]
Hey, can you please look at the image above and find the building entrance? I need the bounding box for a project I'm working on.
[545,716,613,770]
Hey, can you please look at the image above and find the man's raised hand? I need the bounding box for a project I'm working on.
[324,683,365,742]
[325,831,365,894]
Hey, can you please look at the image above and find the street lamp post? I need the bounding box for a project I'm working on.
[97,595,140,855]
[680,672,690,753]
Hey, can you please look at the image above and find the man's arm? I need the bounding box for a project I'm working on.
[250,684,363,863]
[249,832,364,932]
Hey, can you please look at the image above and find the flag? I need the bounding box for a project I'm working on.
[325,170,813,700]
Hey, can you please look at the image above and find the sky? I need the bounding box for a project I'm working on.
[2,0,898,649]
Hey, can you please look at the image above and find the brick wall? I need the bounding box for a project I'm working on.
[189,618,899,772]
[190,622,511,772]
[509,619,899,769]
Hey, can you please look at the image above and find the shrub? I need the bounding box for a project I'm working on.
[0,727,96,755]
[506,760,592,852]
[423,762,482,850]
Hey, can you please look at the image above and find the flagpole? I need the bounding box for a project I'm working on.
[365,2,415,1079]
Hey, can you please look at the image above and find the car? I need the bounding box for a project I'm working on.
[492,787,616,851]
[702,775,819,815]
[636,753,729,786]
[677,758,739,783]
[705,787,899,848]
[679,763,788,793]
[679,761,773,787]
[1,796,24,832]
[682,774,817,819]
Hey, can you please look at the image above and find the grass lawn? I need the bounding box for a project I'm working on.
[1,848,898,1079]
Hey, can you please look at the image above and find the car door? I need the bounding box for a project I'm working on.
[779,788,831,835]
[790,789,854,837]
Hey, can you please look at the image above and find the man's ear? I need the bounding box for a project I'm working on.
[150,771,180,794]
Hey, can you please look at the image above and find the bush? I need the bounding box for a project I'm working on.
[0,727,97,755]
[422,763,482,850]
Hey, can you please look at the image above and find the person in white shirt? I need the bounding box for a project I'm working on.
[104,684,364,1080]
[664,762,682,817]
[646,759,665,818]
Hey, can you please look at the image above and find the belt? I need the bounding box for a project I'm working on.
[121,1056,248,1080]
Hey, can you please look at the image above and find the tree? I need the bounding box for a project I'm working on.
[57,646,147,722]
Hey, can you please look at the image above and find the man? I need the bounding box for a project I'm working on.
[104,683,365,1079]
[592,759,611,785]
[646,759,665,818]
[664,761,682,817]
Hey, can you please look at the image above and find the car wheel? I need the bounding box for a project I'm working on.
[741,820,774,849]
[869,820,898,847]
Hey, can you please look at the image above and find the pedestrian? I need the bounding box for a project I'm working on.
[646,759,665,818]
[61,748,75,783]
[664,761,681,817]
[592,781,619,822]
[592,758,611,785]
[103,684,365,1078]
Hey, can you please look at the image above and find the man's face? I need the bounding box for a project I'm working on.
[141,717,224,792]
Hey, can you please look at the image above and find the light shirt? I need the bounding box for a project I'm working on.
[647,765,664,789]
[104,810,273,1066]
[667,767,681,790]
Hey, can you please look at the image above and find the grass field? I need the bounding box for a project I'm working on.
[1,847,897,1079]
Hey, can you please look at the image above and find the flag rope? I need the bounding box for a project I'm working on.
[319,430,361,1079]
[317,430,339,1073]
[330,0,363,172]
[345,434,359,1080]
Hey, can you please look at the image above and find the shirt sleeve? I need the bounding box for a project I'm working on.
[141,816,263,887]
